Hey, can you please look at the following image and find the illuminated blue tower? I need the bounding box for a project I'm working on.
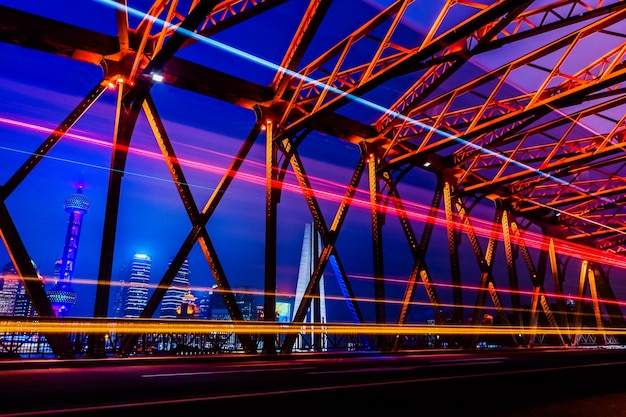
[47,187,90,317]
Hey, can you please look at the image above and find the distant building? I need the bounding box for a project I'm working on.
[110,264,129,318]
[0,261,43,317]
[256,297,293,321]
[197,291,211,319]
[160,258,190,319]
[236,288,255,321]
[14,281,38,318]
[0,262,21,316]
[209,287,230,321]
[111,279,126,318]
[276,298,293,322]
[208,286,255,321]
[176,290,199,319]
[124,254,151,318]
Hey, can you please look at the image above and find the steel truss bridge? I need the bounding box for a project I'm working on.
[2,0,626,359]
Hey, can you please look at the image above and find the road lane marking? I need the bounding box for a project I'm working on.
[308,366,417,374]
[142,366,315,378]
[429,356,507,363]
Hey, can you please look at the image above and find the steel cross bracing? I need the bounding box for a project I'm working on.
[2,0,626,358]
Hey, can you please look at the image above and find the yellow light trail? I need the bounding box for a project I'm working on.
[2,272,617,323]
[0,319,623,337]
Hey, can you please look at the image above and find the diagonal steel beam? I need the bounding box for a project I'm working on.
[117,117,262,355]
[510,222,563,346]
[454,197,517,347]
[280,141,368,354]
[278,0,522,140]
[92,0,223,356]
[1,82,108,199]
[0,203,74,358]
[134,96,257,353]
[385,174,443,326]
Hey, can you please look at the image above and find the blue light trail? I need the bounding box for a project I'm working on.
[92,0,623,236]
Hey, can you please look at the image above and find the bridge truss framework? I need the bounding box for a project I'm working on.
[2,0,626,358]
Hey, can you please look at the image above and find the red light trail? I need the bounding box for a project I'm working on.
[2,113,626,274]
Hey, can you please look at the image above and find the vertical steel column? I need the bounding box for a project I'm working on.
[501,209,523,327]
[454,199,515,346]
[509,221,557,346]
[548,237,570,343]
[572,260,588,346]
[89,83,145,358]
[312,224,322,351]
[263,120,278,355]
[586,265,607,346]
[443,181,463,324]
[368,152,386,331]
[594,265,626,336]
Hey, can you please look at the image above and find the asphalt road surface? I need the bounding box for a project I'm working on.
[1,348,626,416]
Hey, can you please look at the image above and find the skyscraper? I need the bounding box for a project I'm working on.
[294,223,327,322]
[160,258,190,319]
[0,261,43,317]
[47,187,90,317]
[111,279,126,318]
[110,264,130,318]
[14,279,38,318]
[293,223,327,351]
[0,262,20,316]
[197,291,211,320]
[124,253,151,318]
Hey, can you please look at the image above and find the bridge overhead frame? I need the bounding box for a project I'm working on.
[1,0,626,358]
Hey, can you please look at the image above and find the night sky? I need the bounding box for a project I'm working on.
[0,0,574,323]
